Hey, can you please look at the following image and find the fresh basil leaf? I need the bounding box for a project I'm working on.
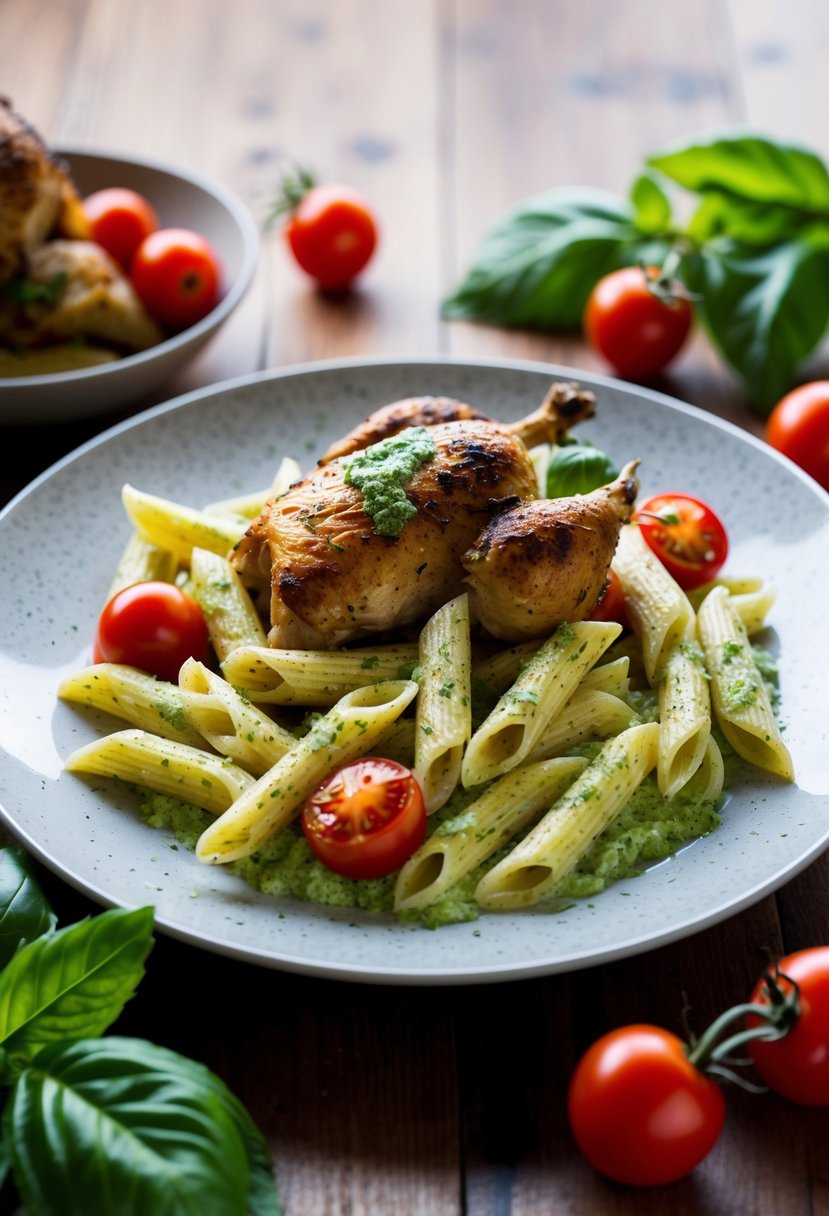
[0,846,55,969]
[683,239,829,412]
[546,443,618,497]
[0,906,153,1075]
[649,133,829,214]
[5,1036,268,1216]
[686,191,817,246]
[1,272,68,306]
[442,188,637,327]
[630,172,672,235]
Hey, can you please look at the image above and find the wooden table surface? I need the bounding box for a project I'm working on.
[2,2,828,1213]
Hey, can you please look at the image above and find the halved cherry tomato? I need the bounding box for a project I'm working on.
[567,1024,725,1187]
[283,181,378,291]
[766,381,829,492]
[301,757,425,879]
[82,187,159,269]
[633,493,728,590]
[584,266,693,380]
[588,568,629,629]
[747,947,829,1106]
[94,581,208,683]
[131,228,221,328]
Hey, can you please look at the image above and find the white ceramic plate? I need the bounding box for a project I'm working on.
[1,356,827,985]
[0,149,258,425]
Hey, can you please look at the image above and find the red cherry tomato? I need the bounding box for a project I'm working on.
[633,493,729,590]
[567,1024,725,1187]
[301,757,425,879]
[131,228,221,329]
[588,568,629,629]
[584,266,693,380]
[82,187,159,269]
[766,381,829,492]
[285,184,378,291]
[747,947,829,1106]
[94,581,209,683]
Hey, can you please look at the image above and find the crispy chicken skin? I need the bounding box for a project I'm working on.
[319,396,489,463]
[0,240,164,351]
[0,96,81,287]
[232,384,596,648]
[462,460,640,640]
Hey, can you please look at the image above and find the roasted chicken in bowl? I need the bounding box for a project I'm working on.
[232,382,640,646]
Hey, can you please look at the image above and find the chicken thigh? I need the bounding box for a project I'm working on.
[232,383,597,647]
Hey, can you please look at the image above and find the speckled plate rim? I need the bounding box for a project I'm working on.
[1,354,828,986]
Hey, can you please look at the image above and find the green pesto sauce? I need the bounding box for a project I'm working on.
[344,426,436,537]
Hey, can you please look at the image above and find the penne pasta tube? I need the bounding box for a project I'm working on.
[202,456,302,518]
[475,722,660,910]
[189,547,267,660]
[680,735,725,804]
[221,643,419,706]
[461,620,621,787]
[414,594,472,813]
[580,655,630,698]
[122,484,245,565]
[58,664,204,748]
[689,578,777,638]
[697,587,793,781]
[107,533,179,598]
[471,641,541,700]
[394,757,587,912]
[657,640,712,799]
[196,679,418,863]
[613,524,694,682]
[178,659,296,776]
[65,729,255,815]
[526,689,636,761]
[372,718,417,768]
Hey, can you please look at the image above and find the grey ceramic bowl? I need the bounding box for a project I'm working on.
[0,148,259,425]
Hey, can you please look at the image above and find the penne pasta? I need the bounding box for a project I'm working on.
[65,729,255,815]
[697,586,793,780]
[527,689,636,762]
[613,524,694,682]
[58,663,204,748]
[461,620,621,787]
[680,735,725,805]
[394,757,587,912]
[190,547,267,660]
[178,659,295,776]
[122,484,245,565]
[474,722,660,909]
[196,680,418,863]
[414,594,472,813]
[221,642,419,706]
[471,640,540,701]
[689,577,776,636]
[657,639,712,798]
[107,533,179,598]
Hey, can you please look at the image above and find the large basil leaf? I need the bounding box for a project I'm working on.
[684,239,829,412]
[0,846,55,969]
[442,188,637,327]
[649,133,829,214]
[630,172,672,235]
[546,443,618,497]
[686,191,820,247]
[0,906,153,1075]
[4,1036,276,1216]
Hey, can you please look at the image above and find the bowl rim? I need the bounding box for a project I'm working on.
[0,145,260,389]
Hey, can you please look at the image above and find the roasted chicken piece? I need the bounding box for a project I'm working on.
[0,96,84,287]
[232,383,597,648]
[462,461,640,641]
[0,239,163,352]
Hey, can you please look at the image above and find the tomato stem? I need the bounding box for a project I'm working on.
[685,969,801,1083]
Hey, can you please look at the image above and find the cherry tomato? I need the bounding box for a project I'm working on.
[131,228,221,329]
[584,266,693,380]
[568,1024,725,1187]
[94,581,208,683]
[285,184,378,291]
[766,381,829,492]
[82,187,159,269]
[301,757,425,879]
[588,568,629,629]
[747,947,829,1106]
[633,493,729,590]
